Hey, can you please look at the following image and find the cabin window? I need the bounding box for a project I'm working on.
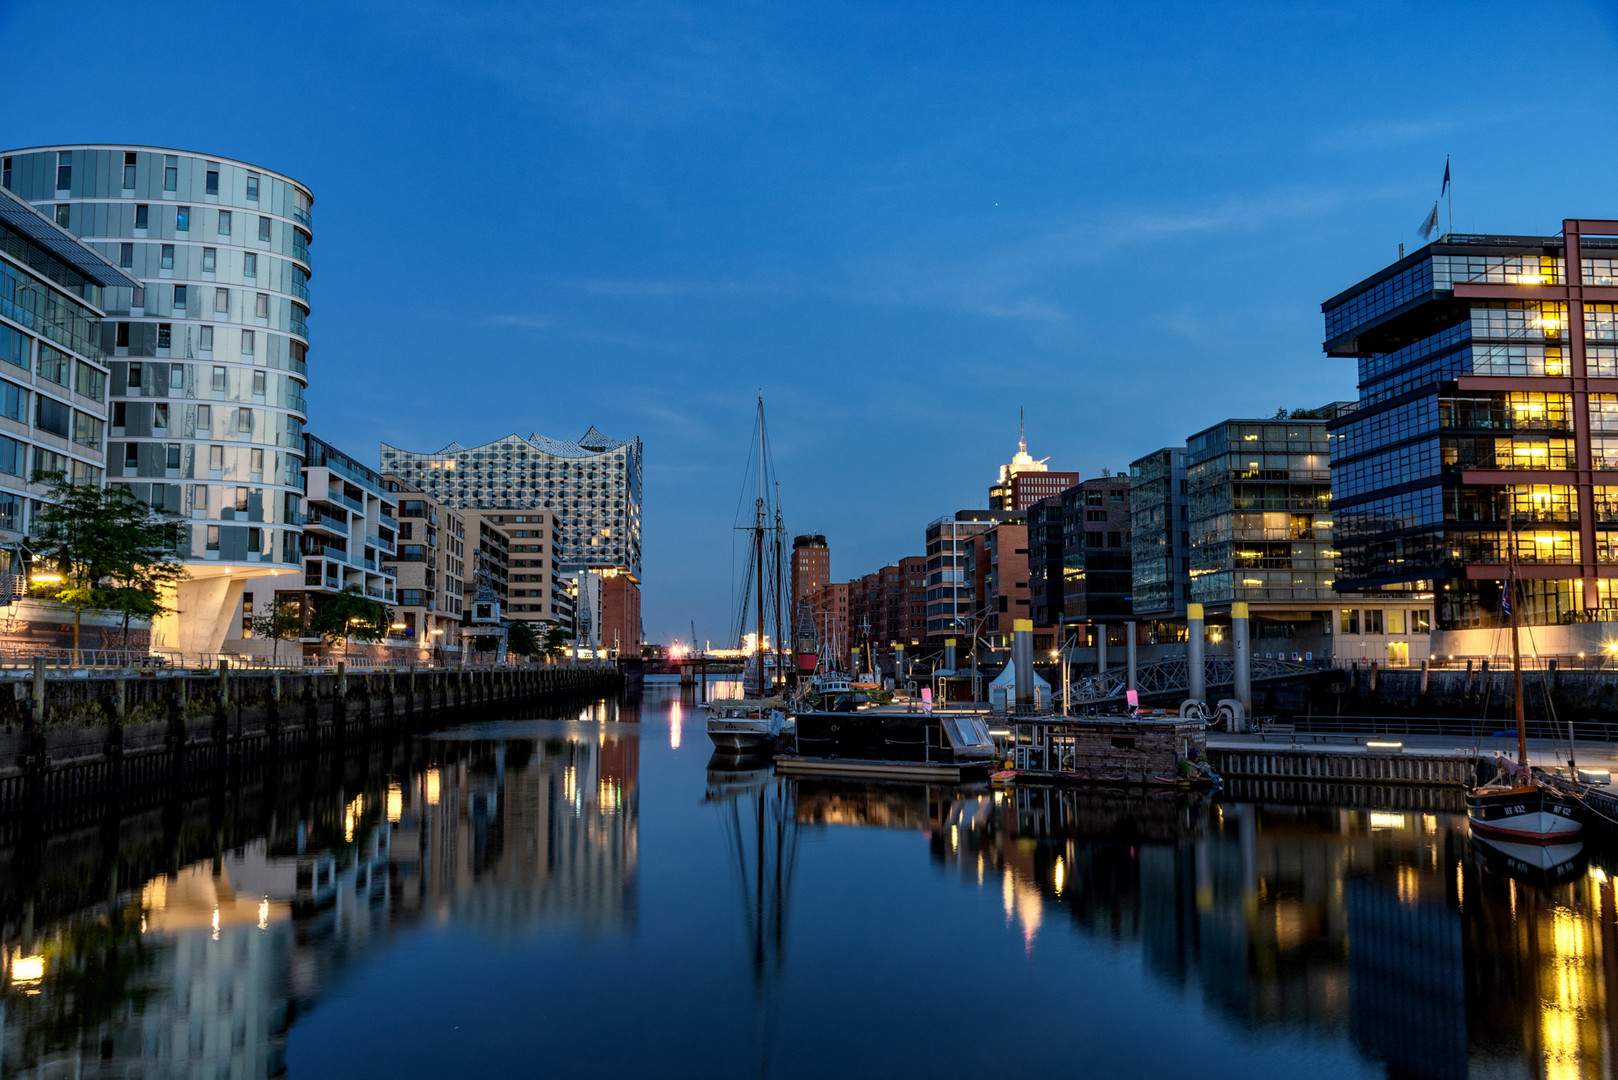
[1111,736,1136,750]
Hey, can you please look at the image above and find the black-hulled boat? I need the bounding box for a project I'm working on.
[775,709,999,782]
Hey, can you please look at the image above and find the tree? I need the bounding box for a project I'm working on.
[251,596,305,662]
[543,623,573,661]
[27,471,187,659]
[508,619,540,658]
[309,586,390,655]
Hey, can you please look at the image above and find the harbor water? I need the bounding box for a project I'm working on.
[2,680,1614,1078]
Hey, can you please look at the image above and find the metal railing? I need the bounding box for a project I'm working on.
[1070,655,1322,705]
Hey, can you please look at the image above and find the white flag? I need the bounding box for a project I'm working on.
[1418,202,1439,240]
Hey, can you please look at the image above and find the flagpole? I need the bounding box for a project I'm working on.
[1445,155,1453,236]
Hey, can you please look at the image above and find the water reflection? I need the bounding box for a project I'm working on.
[0,707,638,1078]
[6,692,1618,1079]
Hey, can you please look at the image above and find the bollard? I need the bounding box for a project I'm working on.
[1096,625,1108,675]
[1187,604,1206,703]
[1419,658,1429,697]
[1232,601,1252,721]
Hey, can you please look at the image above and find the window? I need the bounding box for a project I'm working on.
[243,253,256,278]
[128,362,143,393]
[246,174,259,200]
[135,204,149,230]
[206,525,220,552]
[169,363,183,390]
[199,326,214,352]
[193,485,208,509]
[72,411,102,450]
[234,487,248,511]
[163,155,177,191]
[55,151,70,190]
[156,324,171,350]
[1387,609,1407,635]
[1,157,9,190]
[172,284,186,311]
[55,205,68,228]
[176,206,189,232]
[258,216,270,242]
[0,435,23,476]
[160,244,174,270]
[166,443,181,470]
[34,447,66,476]
[35,394,69,438]
[123,152,137,189]
[205,166,219,195]
[251,371,265,396]
[218,210,231,236]
[255,293,269,318]
[214,287,228,312]
[0,381,27,422]
[74,363,104,402]
[1340,609,1360,635]
[36,345,68,385]
[131,287,144,308]
[202,247,216,273]
[1364,609,1384,635]
[119,243,133,268]
[212,366,226,392]
[1413,609,1431,633]
[112,402,126,427]
[197,404,211,432]
[236,408,252,433]
[115,322,130,349]
[241,330,255,355]
[153,403,168,430]
[251,448,263,474]
[209,445,223,471]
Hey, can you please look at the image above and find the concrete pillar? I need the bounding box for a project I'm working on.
[1096,624,1108,675]
[1013,619,1034,706]
[944,637,958,672]
[1187,604,1205,703]
[893,644,905,690]
[1126,620,1138,692]
[1232,601,1252,719]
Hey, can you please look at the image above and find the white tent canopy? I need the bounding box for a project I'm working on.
[987,662,1050,709]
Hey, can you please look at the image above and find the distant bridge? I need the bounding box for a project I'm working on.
[1069,655,1324,706]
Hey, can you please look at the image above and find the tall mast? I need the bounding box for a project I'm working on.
[755,393,767,696]
[1507,490,1526,767]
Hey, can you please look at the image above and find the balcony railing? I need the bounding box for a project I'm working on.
[306,512,349,536]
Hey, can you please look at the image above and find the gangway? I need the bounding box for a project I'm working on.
[1069,655,1321,707]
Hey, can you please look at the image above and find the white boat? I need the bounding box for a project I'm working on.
[706,699,791,750]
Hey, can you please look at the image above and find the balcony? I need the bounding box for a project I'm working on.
[305,544,347,565]
[305,512,349,536]
[380,512,399,531]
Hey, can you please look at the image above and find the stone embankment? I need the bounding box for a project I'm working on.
[0,661,623,818]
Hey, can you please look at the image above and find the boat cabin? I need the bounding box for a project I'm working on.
[1006,715,1207,784]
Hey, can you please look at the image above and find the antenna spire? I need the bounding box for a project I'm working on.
[1018,407,1026,455]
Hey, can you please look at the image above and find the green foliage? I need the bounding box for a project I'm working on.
[543,623,573,660]
[507,619,541,657]
[309,586,390,651]
[26,471,188,653]
[251,596,305,659]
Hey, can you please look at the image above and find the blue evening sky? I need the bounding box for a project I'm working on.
[4,0,1616,644]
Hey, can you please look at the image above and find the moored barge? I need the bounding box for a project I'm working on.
[1001,714,1215,787]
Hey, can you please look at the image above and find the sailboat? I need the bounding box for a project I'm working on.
[1465,496,1582,844]
[707,394,793,751]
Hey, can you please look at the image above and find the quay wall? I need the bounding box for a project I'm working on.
[1248,666,1618,730]
[0,663,623,817]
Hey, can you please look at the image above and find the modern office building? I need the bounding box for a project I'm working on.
[988,424,1080,512]
[1029,476,1133,646]
[383,475,466,654]
[1186,409,1428,664]
[459,508,571,628]
[380,428,642,577]
[923,510,1012,641]
[3,145,313,655]
[1323,220,1618,658]
[1129,447,1191,624]
[0,187,138,645]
